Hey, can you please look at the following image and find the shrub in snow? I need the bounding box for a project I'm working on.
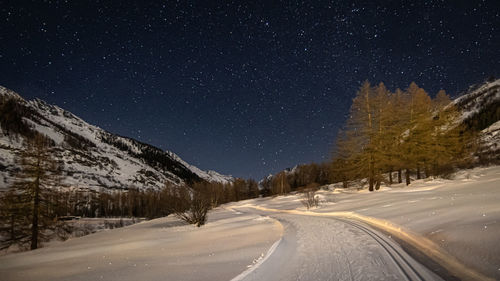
[175,195,211,227]
[165,184,212,227]
[300,188,320,210]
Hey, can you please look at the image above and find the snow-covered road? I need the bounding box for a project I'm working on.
[232,208,442,281]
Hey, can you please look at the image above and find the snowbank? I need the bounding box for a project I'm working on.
[0,208,282,281]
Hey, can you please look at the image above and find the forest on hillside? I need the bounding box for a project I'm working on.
[0,134,260,250]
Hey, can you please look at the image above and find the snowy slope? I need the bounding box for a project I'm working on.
[0,86,233,190]
[0,209,281,281]
[1,167,498,280]
[477,120,500,163]
[165,150,233,183]
[454,78,500,123]
[232,166,500,280]
[453,78,500,163]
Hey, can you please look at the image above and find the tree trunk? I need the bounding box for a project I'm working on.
[342,181,348,189]
[10,213,15,241]
[375,179,380,190]
[369,156,375,191]
[389,168,393,185]
[416,165,421,180]
[398,169,402,183]
[405,168,411,186]
[31,177,40,250]
[281,174,284,195]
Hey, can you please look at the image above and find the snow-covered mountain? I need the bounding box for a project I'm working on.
[453,77,500,163]
[0,86,233,190]
[454,77,500,125]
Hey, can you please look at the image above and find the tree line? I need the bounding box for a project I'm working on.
[259,163,332,196]
[263,81,478,193]
[0,79,486,251]
[332,81,473,190]
[0,134,261,250]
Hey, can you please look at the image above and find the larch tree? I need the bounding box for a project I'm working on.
[271,171,290,195]
[332,80,476,189]
[428,90,470,176]
[371,82,393,189]
[401,82,433,185]
[246,179,259,199]
[390,88,411,184]
[343,81,383,191]
[0,190,27,250]
[0,134,68,250]
[331,129,360,188]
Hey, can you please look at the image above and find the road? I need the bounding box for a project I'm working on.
[232,207,443,281]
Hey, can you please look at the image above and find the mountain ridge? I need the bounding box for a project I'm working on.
[0,86,233,191]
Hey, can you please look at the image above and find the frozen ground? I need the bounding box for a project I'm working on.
[1,166,498,281]
[0,209,282,281]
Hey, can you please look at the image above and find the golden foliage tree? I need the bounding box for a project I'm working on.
[333,81,473,189]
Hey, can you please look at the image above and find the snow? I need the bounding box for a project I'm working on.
[232,213,441,281]
[230,237,282,281]
[479,120,500,156]
[0,208,282,281]
[0,87,233,190]
[0,86,23,101]
[166,150,233,184]
[231,165,500,280]
[0,167,499,280]
[2,83,499,279]
[454,78,500,121]
[23,118,65,145]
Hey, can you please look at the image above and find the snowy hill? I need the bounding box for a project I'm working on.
[454,77,500,128]
[0,86,233,191]
[453,78,500,163]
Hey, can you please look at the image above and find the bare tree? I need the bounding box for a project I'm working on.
[300,187,319,210]
[0,134,70,250]
[166,183,212,227]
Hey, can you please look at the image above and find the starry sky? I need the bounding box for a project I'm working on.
[0,1,499,179]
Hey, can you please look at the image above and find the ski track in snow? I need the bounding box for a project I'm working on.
[232,208,442,281]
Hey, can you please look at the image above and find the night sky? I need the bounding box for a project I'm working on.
[0,1,499,179]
